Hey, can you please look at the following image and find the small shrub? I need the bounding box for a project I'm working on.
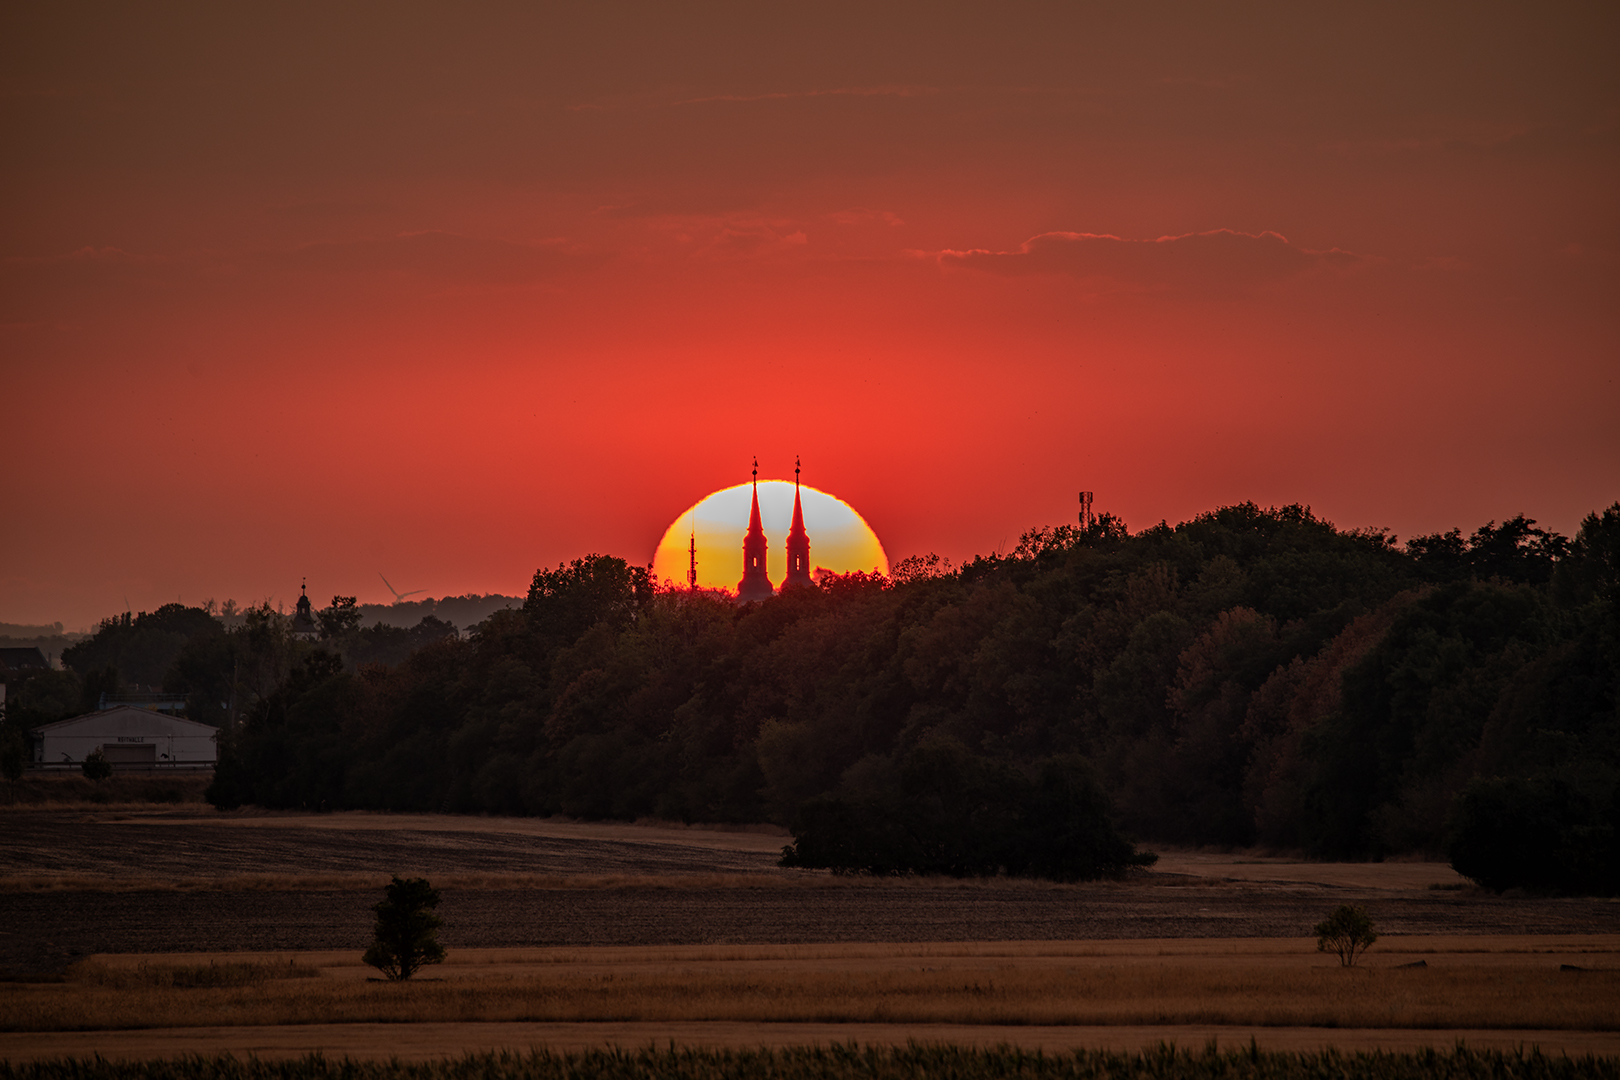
[80,748,113,782]
[362,875,446,980]
[1315,904,1377,966]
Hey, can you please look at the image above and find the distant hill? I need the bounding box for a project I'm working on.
[357,594,522,632]
[0,623,88,669]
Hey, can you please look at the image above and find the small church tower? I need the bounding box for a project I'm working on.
[736,458,775,601]
[290,579,320,641]
[783,456,813,590]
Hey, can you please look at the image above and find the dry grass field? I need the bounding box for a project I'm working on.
[3,807,1617,1063]
[5,936,1616,1034]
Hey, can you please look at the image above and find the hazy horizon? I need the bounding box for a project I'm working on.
[4,3,1615,629]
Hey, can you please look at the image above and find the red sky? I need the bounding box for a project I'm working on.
[3,3,1616,629]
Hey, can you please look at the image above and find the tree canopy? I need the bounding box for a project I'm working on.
[79,500,1610,890]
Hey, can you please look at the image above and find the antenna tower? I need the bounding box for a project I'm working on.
[1078,491,1095,529]
[687,509,698,590]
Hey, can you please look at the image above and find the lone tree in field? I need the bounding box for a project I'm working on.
[1315,904,1378,966]
[81,747,113,782]
[363,876,446,980]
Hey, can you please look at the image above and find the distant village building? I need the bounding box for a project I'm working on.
[30,705,218,768]
[0,647,50,674]
[290,579,320,641]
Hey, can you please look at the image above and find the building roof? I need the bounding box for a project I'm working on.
[29,705,220,737]
[0,647,49,672]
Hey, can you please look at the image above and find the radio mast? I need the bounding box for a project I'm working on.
[687,509,699,590]
[1078,490,1095,529]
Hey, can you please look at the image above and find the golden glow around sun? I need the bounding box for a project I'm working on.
[652,481,888,593]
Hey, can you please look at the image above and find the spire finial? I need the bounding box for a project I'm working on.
[752,456,758,485]
[795,455,801,489]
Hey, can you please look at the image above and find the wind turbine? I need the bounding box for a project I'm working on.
[378,572,426,604]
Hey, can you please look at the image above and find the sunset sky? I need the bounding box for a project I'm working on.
[650,481,889,592]
[3,3,1615,629]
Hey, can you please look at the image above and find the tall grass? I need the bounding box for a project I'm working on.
[2,1044,1617,1079]
[68,958,321,990]
[6,960,1615,1032]
[0,773,211,806]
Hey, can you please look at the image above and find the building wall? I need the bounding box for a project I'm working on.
[33,709,218,765]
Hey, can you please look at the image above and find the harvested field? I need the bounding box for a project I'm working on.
[4,810,1617,1065]
[7,883,1617,980]
[2,809,1616,979]
[5,936,1617,1034]
[0,809,788,888]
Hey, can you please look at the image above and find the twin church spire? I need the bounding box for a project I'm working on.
[736,457,813,601]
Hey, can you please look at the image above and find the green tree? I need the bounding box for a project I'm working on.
[1315,904,1377,966]
[362,876,447,980]
[81,746,113,781]
[318,596,362,641]
[1445,776,1619,896]
[0,725,26,784]
[525,554,654,648]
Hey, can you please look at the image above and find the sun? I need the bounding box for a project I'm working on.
[652,481,888,593]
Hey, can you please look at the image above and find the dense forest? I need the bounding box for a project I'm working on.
[5,502,1616,889]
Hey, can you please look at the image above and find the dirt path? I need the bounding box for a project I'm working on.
[5,1022,1618,1063]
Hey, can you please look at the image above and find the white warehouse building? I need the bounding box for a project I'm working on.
[31,706,218,768]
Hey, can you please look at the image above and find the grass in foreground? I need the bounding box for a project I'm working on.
[3,1045,1618,1080]
[6,955,1616,1032]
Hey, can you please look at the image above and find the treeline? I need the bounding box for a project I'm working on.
[206,500,1618,889]
[9,501,1615,889]
[1,604,460,731]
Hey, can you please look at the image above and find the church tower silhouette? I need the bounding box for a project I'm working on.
[736,458,775,601]
[783,456,813,590]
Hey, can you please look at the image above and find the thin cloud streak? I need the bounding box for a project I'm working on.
[936,229,1366,290]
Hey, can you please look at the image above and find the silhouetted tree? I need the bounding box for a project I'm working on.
[363,876,446,980]
[1315,905,1377,966]
[318,596,362,640]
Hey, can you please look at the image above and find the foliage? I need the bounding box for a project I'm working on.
[0,668,83,729]
[317,596,362,640]
[780,738,1153,878]
[80,747,112,781]
[362,875,447,981]
[152,500,1619,890]
[1446,776,1620,895]
[0,723,25,783]
[63,604,223,689]
[1315,904,1378,966]
[3,1044,1618,1080]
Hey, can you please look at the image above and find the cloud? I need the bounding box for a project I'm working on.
[699,222,809,260]
[275,231,589,284]
[936,229,1362,290]
[567,85,940,113]
[672,85,939,107]
[827,208,905,227]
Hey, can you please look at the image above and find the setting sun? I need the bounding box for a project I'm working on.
[652,479,889,594]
